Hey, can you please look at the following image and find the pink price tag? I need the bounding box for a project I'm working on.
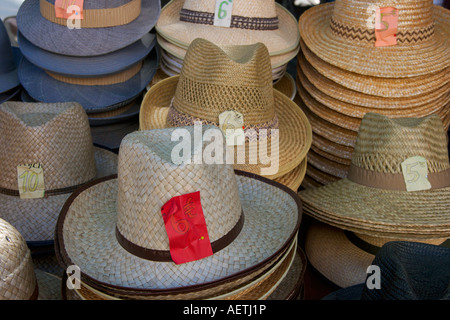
[375,7,399,47]
[55,0,84,19]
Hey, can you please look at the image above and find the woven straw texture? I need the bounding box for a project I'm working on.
[0,218,37,300]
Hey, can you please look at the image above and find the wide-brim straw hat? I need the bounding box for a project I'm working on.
[156,0,300,57]
[18,49,159,113]
[55,126,303,298]
[299,1,450,77]
[299,112,450,240]
[305,220,448,289]
[140,39,312,179]
[17,0,161,56]
[0,102,118,244]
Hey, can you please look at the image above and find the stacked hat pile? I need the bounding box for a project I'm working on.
[56,125,307,300]
[140,38,312,192]
[295,0,450,188]
[15,0,161,152]
[298,112,450,289]
[0,20,21,103]
[154,0,300,100]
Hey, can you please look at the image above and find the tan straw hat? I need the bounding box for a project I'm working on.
[140,38,312,179]
[0,102,118,244]
[299,0,450,77]
[299,112,450,240]
[55,126,302,298]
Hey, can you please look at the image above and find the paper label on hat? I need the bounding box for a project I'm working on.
[55,0,84,19]
[401,156,432,192]
[161,191,213,264]
[214,0,233,28]
[16,164,45,199]
[374,7,398,47]
[219,110,245,146]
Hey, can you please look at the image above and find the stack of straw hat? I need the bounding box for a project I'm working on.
[295,0,450,188]
[0,20,21,103]
[15,0,161,152]
[55,126,307,300]
[140,38,312,192]
[298,112,450,289]
[154,0,300,100]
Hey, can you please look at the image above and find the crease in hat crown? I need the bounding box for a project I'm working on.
[115,126,243,256]
[171,38,275,126]
[0,102,97,192]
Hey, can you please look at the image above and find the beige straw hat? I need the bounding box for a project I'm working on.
[140,38,312,179]
[0,102,118,244]
[299,1,450,77]
[299,112,450,240]
[156,0,300,57]
[55,126,303,298]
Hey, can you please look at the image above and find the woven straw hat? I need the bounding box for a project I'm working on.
[299,112,450,239]
[55,126,302,298]
[140,38,312,179]
[299,0,450,77]
[156,0,299,57]
[0,102,118,244]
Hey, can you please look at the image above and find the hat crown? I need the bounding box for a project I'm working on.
[0,102,97,191]
[351,113,450,174]
[0,21,15,75]
[171,38,275,125]
[115,126,243,253]
[182,0,278,19]
[0,218,37,300]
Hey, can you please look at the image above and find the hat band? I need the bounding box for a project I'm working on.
[167,101,279,142]
[330,17,435,45]
[40,0,141,28]
[115,211,245,262]
[179,8,279,31]
[45,61,143,86]
[347,164,450,191]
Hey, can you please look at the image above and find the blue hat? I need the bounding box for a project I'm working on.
[0,20,20,94]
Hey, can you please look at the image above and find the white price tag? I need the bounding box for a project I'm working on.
[219,110,245,146]
[214,0,233,28]
[401,156,432,192]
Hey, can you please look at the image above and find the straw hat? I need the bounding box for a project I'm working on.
[55,126,302,298]
[140,38,312,179]
[0,101,118,244]
[156,0,300,57]
[299,0,450,77]
[17,0,161,56]
[299,112,450,240]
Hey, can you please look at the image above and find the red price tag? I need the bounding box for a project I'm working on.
[161,191,213,264]
[55,0,84,19]
[375,7,399,47]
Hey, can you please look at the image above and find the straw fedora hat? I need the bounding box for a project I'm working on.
[55,126,302,298]
[156,0,299,57]
[16,0,161,56]
[0,101,118,244]
[299,0,450,77]
[140,38,312,179]
[299,112,450,240]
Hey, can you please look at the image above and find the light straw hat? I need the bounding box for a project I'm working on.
[140,38,312,179]
[55,125,302,298]
[299,112,450,240]
[0,102,118,244]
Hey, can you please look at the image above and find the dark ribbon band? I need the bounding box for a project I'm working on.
[180,8,279,31]
[116,211,245,262]
[344,231,381,255]
[0,179,95,198]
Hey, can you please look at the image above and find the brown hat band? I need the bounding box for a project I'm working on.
[40,0,141,28]
[0,178,95,197]
[115,211,245,262]
[179,8,279,31]
[347,164,450,191]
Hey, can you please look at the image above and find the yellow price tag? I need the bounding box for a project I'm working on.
[219,110,245,146]
[17,164,45,199]
[401,156,431,192]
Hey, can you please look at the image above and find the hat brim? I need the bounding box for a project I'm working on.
[139,76,312,179]
[55,170,302,294]
[156,0,299,56]
[0,147,118,244]
[274,158,307,192]
[299,4,450,77]
[90,120,139,153]
[0,46,22,93]
[18,49,158,113]
[0,85,21,104]
[18,32,156,77]
[17,0,160,56]
[88,95,142,127]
